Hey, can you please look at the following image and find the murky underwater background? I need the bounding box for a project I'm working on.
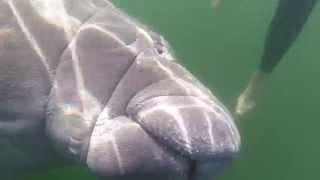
[27,0,320,179]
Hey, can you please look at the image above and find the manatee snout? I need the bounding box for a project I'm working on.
[87,95,240,180]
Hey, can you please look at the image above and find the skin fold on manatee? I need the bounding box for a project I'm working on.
[0,0,240,180]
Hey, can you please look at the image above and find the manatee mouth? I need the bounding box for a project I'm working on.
[187,160,197,180]
[85,113,238,180]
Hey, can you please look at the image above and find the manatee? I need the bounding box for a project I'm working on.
[0,0,240,179]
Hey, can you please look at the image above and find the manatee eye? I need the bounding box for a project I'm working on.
[155,42,165,54]
[152,37,175,60]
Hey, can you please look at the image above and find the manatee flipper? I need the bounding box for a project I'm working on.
[260,0,318,73]
[236,0,318,116]
[235,71,268,116]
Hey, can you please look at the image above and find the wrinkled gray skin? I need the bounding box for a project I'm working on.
[0,0,240,179]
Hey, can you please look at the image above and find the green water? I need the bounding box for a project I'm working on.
[28,0,320,179]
